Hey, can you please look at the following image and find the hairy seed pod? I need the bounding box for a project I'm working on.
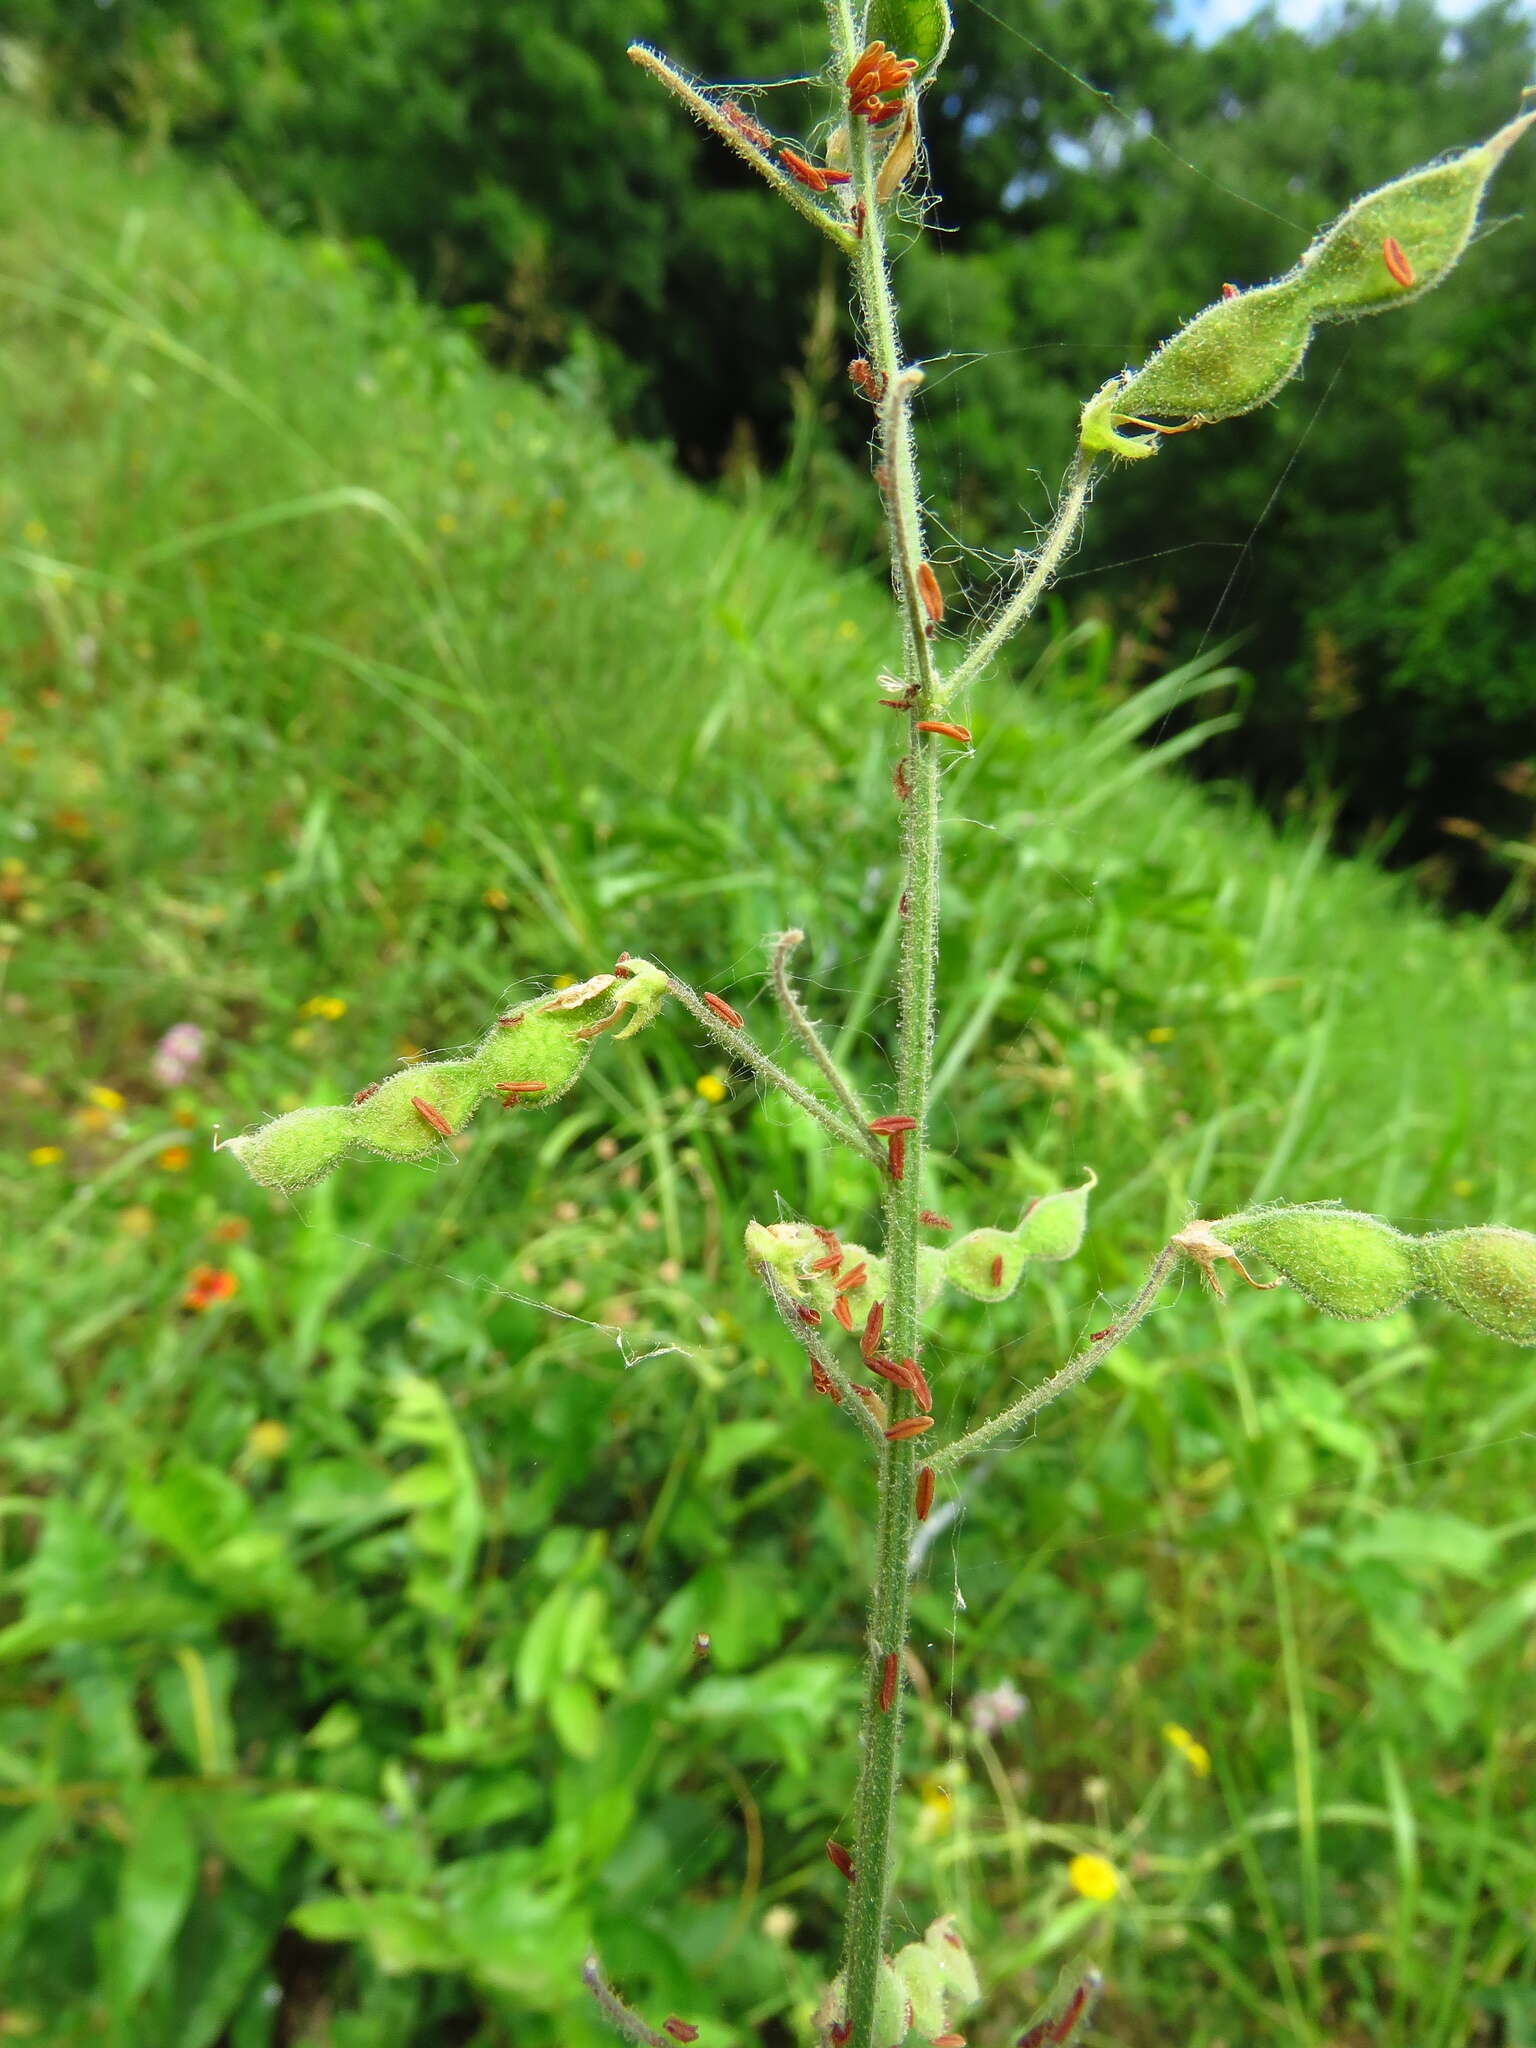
[925,1916,982,2009]
[1416,1227,1536,1344]
[223,1104,355,1191]
[945,1172,1095,1300]
[892,1940,947,2036]
[1219,1207,1417,1320]
[1081,101,1534,460]
[225,961,670,1193]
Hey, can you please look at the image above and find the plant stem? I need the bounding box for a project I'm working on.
[939,447,1096,704]
[827,8,947,2042]
[929,1243,1182,1474]
[581,1957,672,2048]
[664,971,885,1169]
[770,929,875,1138]
[761,1270,889,1454]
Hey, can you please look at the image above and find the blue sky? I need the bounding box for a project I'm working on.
[1175,0,1517,35]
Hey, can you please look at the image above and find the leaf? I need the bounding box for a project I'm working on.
[1342,1509,1502,1582]
[549,1676,604,1760]
[866,0,953,80]
[290,1892,461,1974]
[112,1787,199,2016]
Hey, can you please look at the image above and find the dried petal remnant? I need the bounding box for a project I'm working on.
[1382,233,1415,287]
[702,991,744,1028]
[915,1464,936,1521]
[826,1839,856,1884]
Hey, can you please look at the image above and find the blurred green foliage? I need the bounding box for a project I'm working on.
[6,0,1536,865]
[5,108,1536,2046]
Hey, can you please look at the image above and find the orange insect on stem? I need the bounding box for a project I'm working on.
[410,1096,453,1137]
[884,1415,934,1441]
[915,1465,936,1521]
[702,990,744,1028]
[915,720,972,743]
[916,559,945,626]
[879,1650,898,1712]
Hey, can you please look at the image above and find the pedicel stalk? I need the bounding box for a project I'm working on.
[225,6,1536,2041]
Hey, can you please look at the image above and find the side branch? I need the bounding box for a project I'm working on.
[582,1957,673,2048]
[762,1270,889,1453]
[929,1242,1181,1473]
[665,972,886,1169]
[940,447,1097,704]
[769,929,873,1137]
[627,45,859,255]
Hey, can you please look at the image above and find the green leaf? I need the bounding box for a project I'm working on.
[549,1675,604,1759]
[1343,1509,1502,1583]
[867,0,953,80]
[112,1787,199,2016]
[290,1892,461,1975]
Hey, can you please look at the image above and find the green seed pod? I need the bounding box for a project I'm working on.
[1081,285,1311,458]
[814,1963,910,2048]
[1298,108,1535,319]
[1081,100,1534,460]
[893,1938,947,2036]
[226,963,670,1194]
[350,1061,486,1159]
[924,1915,981,2010]
[944,1172,1095,1302]
[1219,1206,1416,1320]
[223,1104,355,1191]
[1416,1227,1536,1344]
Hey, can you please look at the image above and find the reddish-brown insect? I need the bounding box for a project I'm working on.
[830,2025,852,2046]
[990,1254,1005,1288]
[795,1302,822,1326]
[879,1650,898,1712]
[812,1225,841,1250]
[833,1294,855,1332]
[721,96,773,150]
[410,1095,453,1137]
[902,1358,932,1413]
[352,1082,380,1104]
[915,1464,936,1521]
[702,991,744,1028]
[893,755,912,801]
[862,1299,885,1358]
[836,1262,869,1294]
[915,719,972,743]
[848,357,885,401]
[496,1080,547,1103]
[920,1209,952,1230]
[1382,234,1415,288]
[497,1012,524,1028]
[898,890,910,918]
[826,1839,856,1884]
[780,146,831,192]
[811,1250,844,1275]
[916,559,945,626]
[1090,1325,1114,1342]
[885,1415,934,1441]
[664,2020,700,2045]
[869,1114,917,1136]
[866,1354,910,1388]
[612,951,634,980]
[887,1129,907,1183]
[810,1359,843,1405]
[1221,281,1239,300]
[846,39,917,122]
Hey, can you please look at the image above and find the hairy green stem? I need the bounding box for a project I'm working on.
[761,1270,888,1454]
[769,929,874,1138]
[663,971,884,1169]
[930,1243,1181,1473]
[940,448,1096,704]
[581,1957,672,2048]
[829,7,945,2041]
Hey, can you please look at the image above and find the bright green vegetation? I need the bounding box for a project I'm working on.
[5,110,1536,2046]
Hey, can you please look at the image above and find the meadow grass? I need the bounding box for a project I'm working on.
[4,108,1536,2046]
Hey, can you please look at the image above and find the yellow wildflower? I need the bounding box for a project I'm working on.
[482,887,511,911]
[87,1085,125,1112]
[1067,1852,1120,1903]
[1451,1178,1475,1199]
[299,996,347,1021]
[696,1073,729,1105]
[247,1420,290,1460]
[29,1145,64,1166]
[1162,1722,1212,1777]
[1146,1025,1176,1045]
[158,1145,192,1172]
